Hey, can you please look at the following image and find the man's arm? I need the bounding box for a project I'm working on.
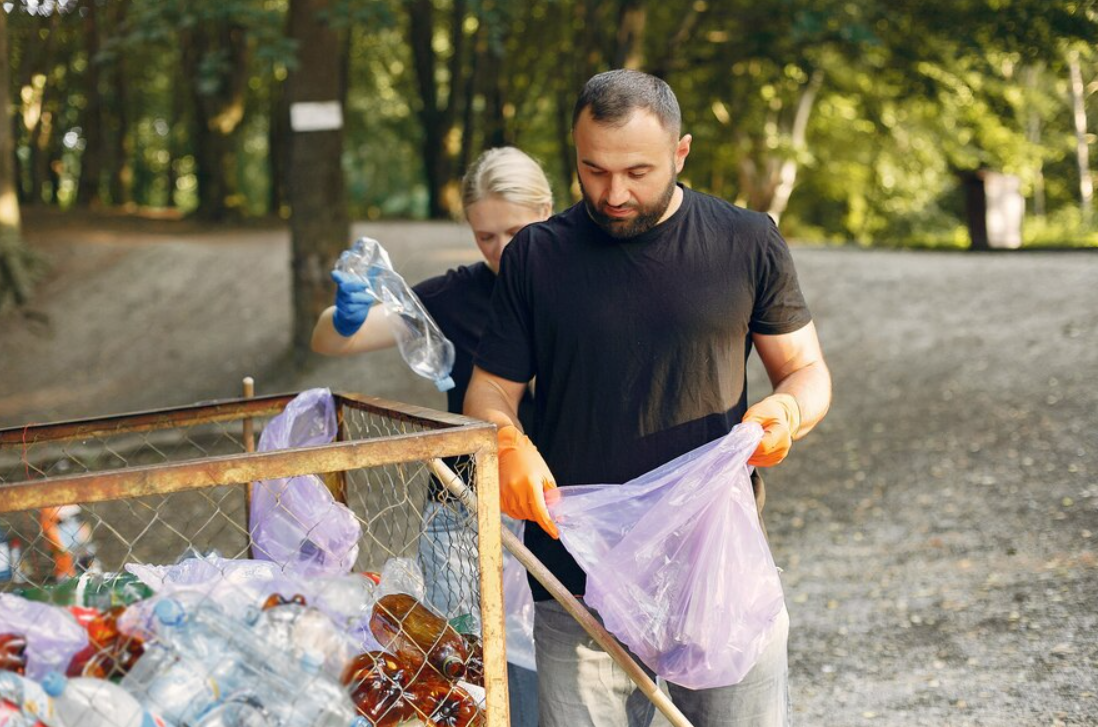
[465,366,559,538]
[744,321,832,466]
[465,365,528,430]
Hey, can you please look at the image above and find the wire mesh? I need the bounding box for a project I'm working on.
[0,392,501,727]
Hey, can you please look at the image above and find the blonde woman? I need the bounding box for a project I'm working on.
[312,147,552,727]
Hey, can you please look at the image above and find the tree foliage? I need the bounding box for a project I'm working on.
[3,0,1096,247]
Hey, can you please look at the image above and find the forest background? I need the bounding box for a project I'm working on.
[0,0,1097,359]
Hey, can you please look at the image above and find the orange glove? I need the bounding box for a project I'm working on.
[742,393,802,468]
[497,425,560,539]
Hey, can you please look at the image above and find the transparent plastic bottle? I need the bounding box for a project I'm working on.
[254,596,352,678]
[280,652,360,727]
[0,529,12,583]
[40,672,171,727]
[146,599,254,697]
[334,238,456,392]
[121,643,221,726]
[0,670,57,725]
[311,573,379,630]
[149,600,359,727]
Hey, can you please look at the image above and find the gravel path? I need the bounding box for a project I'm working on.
[2,215,1095,726]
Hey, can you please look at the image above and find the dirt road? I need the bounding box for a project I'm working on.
[2,213,1096,726]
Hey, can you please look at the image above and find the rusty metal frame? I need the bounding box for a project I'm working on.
[0,391,508,727]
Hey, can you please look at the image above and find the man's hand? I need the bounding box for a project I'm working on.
[497,425,559,539]
[331,270,376,337]
[742,393,802,467]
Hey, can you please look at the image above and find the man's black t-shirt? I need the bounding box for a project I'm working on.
[474,186,812,600]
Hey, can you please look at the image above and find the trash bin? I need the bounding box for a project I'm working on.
[0,392,509,727]
[961,169,1024,250]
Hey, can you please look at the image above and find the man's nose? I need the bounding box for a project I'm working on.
[606,176,630,207]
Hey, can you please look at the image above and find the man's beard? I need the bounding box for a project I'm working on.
[581,173,678,240]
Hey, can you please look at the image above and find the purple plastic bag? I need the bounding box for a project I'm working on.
[0,594,88,680]
[547,422,784,689]
[249,388,361,576]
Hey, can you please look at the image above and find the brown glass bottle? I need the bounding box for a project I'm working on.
[404,673,484,727]
[262,593,308,610]
[66,606,144,678]
[459,633,484,687]
[369,594,469,681]
[0,633,27,675]
[343,650,418,727]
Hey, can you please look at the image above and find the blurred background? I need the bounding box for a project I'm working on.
[1,0,1097,361]
[2,0,1096,235]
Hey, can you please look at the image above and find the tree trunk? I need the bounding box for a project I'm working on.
[767,69,823,223]
[22,13,60,205]
[76,0,103,207]
[168,51,188,209]
[285,0,349,365]
[1068,52,1093,224]
[407,0,467,218]
[268,68,288,216]
[1022,64,1046,217]
[106,0,131,206]
[458,23,484,175]
[181,21,249,221]
[0,13,21,237]
[0,10,35,312]
[613,0,646,70]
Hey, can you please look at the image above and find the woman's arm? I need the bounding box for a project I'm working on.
[311,305,399,355]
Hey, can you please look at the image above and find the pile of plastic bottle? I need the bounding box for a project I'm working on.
[0,556,485,727]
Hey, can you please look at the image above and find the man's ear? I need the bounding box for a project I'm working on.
[675,134,692,173]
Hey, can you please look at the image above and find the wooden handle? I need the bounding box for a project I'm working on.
[428,458,694,727]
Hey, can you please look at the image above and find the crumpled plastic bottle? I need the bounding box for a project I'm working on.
[40,672,171,727]
[334,237,456,392]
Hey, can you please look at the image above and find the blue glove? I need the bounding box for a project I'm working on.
[330,270,376,337]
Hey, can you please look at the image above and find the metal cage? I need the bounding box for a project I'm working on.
[0,391,506,727]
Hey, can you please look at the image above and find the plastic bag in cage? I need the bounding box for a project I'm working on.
[502,520,536,672]
[0,594,88,681]
[250,388,361,576]
[546,422,784,689]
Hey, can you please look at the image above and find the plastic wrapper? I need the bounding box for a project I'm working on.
[547,422,784,689]
[376,557,426,602]
[335,237,456,392]
[0,594,89,681]
[249,388,362,576]
[502,520,536,671]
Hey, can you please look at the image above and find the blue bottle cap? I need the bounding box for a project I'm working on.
[300,650,324,675]
[41,672,67,697]
[435,376,455,392]
[350,717,371,727]
[154,598,185,626]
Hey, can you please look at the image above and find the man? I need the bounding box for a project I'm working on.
[465,69,831,727]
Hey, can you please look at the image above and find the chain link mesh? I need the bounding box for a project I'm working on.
[0,394,496,727]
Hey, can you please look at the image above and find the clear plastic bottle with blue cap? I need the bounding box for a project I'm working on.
[279,651,360,727]
[334,237,456,392]
[40,672,171,727]
[121,639,222,726]
[143,599,359,727]
[0,669,58,725]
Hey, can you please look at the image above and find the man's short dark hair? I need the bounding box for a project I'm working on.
[572,69,682,137]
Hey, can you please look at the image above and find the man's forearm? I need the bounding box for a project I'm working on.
[774,359,831,439]
[464,369,526,432]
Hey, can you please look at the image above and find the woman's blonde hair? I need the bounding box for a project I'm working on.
[461,147,553,215]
